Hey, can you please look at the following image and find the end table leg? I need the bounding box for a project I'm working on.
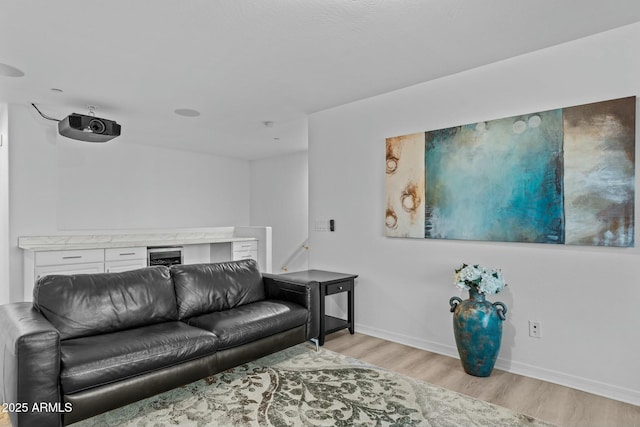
[349,288,355,334]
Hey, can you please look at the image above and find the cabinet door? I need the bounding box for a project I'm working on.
[105,259,147,273]
[35,262,105,282]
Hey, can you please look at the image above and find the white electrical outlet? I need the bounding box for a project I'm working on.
[315,220,328,232]
[529,320,542,338]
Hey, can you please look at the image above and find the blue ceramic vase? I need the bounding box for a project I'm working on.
[449,289,507,377]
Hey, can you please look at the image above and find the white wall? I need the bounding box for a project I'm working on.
[308,23,640,405]
[0,104,9,305]
[8,104,251,302]
[250,151,308,273]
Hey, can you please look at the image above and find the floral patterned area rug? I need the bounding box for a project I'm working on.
[71,343,555,427]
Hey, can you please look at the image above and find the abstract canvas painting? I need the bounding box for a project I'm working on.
[385,96,636,247]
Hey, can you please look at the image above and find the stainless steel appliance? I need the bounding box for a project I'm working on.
[147,246,183,267]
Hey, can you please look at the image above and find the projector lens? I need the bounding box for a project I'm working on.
[89,119,106,134]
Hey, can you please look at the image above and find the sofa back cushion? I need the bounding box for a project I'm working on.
[34,266,178,340]
[171,259,265,319]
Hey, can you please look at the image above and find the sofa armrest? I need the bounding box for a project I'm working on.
[0,302,62,427]
[263,274,320,340]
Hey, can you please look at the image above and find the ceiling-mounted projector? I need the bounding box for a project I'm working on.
[58,113,121,142]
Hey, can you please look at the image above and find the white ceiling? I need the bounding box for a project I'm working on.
[2,1,640,160]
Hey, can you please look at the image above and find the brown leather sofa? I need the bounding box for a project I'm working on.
[0,259,319,427]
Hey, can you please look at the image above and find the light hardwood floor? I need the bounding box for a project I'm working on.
[323,331,640,427]
[1,333,637,427]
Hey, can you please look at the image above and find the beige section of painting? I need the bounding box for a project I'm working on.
[385,132,425,237]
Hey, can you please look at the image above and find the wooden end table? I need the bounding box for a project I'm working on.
[279,269,358,347]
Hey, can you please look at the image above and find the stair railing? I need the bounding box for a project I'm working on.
[280,238,309,272]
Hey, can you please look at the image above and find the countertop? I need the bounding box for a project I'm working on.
[18,230,256,251]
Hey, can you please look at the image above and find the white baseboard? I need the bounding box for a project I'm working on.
[355,323,640,406]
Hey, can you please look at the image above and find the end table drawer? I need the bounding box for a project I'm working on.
[326,280,353,295]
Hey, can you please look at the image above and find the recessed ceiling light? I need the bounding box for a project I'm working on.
[174,108,200,117]
[0,63,25,77]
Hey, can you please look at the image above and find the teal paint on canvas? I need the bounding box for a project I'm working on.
[425,110,565,243]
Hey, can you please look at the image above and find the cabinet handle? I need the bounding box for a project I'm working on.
[119,253,136,256]
[62,256,82,259]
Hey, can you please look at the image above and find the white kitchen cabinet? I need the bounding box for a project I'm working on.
[24,247,147,301]
[34,262,105,282]
[105,247,146,262]
[105,259,147,273]
[26,249,106,300]
[104,247,147,272]
[232,240,258,261]
[20,227,273,300]
[210,239,258,265]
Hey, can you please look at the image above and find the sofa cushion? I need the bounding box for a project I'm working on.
[34,266,178,340]
[171,260,265,319]
[184,300,307,350]
[60,321,219,394]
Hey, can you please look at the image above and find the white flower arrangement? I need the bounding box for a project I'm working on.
[454,263,506,295]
